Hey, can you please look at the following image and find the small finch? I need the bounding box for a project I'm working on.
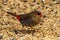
[7,10,43,27]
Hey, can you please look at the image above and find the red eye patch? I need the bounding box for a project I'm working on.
[39,13,43,17]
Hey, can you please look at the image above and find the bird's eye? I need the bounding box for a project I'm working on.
[35,12,43,17]
[34,11,41,15]
[36,13,41,15]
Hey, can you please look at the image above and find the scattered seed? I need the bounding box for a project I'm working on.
[40,23,43,25]
[33,0,36,2]
[43,15,46,18]
[37,3,39,5]
[13,29,18,34]
[23,0,28,2]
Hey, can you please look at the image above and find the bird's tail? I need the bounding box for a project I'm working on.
[7,12,21,21]
[7,12,17,17]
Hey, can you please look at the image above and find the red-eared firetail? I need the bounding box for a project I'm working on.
[7,10,43,27]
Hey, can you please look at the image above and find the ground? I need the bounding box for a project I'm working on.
[0,0,60,40]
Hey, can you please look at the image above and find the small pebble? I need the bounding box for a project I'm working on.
[40,23,43,25]
[0,34,3,39]
[58,37,60,40]
[2,0,8,5]
[37,3,39,5]
[10,37,16,40]
[43,15,46,18]
[13,29,18,34]
[33,0,36,2]
[23,0,28,2]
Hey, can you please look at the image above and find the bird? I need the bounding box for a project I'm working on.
[7,10,43,27]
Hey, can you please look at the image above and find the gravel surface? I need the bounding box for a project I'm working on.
[0,0,60,40]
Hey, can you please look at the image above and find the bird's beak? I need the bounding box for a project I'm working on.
[39,13,44,17]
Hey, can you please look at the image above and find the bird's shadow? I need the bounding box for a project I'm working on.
[13,29,36,35]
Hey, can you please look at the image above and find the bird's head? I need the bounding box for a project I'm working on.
[33,10,43,17]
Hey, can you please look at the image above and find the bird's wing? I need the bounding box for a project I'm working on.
[20,11,35,20]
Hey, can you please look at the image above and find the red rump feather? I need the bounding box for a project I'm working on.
[16,15,21,21]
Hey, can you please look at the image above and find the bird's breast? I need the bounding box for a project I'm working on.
[20,14,41,27]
